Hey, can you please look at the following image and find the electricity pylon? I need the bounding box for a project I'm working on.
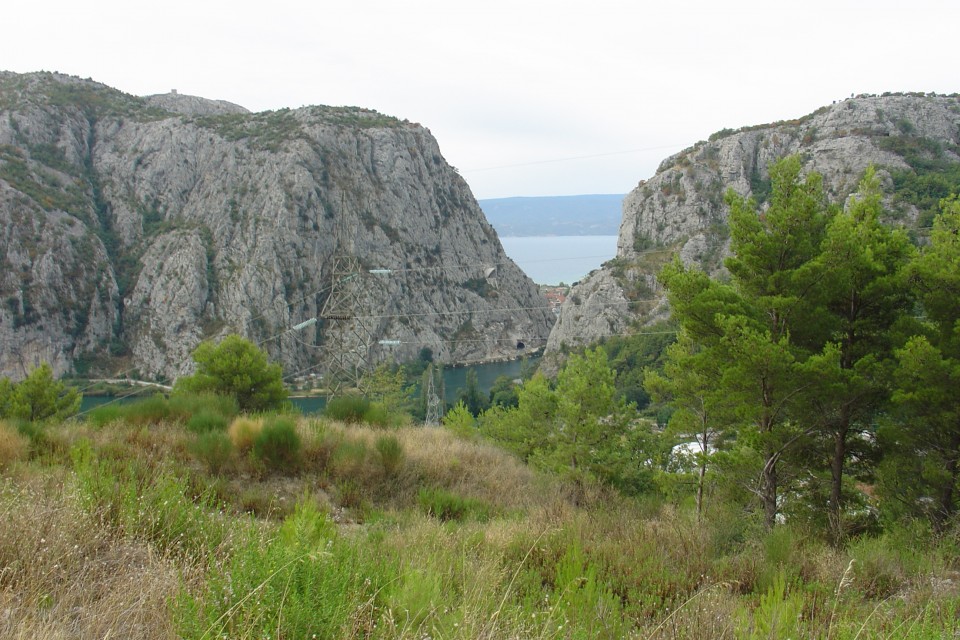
[424,363,442,426]
[320,202,375,395]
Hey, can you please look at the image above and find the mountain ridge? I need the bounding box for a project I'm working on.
[545,92,960,361]
[0,71,555,381]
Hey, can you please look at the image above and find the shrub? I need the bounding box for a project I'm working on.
[121,394,171,426]
[375,434,404,476]
[186,410,229,434]
[0,419,29,469]
[300,421,341,473]
[330,437,372,481]
[227,417,262,452]
[364,401,394,427]
[85,403,124,428]
[253,416,301,471]
[168,392,239,423]
[417,487,490,522]
[189,432,234,475]
[325,394,370,424]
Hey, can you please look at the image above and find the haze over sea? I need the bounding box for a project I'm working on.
[479,195,622,285]
[500,235,618,285]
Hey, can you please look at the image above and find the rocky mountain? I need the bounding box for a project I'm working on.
[0,72,554,382]
[546,93,960,358]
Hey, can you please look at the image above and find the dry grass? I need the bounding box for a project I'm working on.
[0,420,29,470]
[0,479,185,640]
[227,416,263,452]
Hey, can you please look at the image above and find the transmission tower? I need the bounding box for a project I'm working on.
[320,202,375,395]
[424,363,442,426]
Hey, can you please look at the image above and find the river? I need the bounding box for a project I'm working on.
[79,355,539,417]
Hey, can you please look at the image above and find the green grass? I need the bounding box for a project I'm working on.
[1,416,958,639]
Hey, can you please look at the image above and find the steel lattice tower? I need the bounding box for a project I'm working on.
[320,201,375,395]
[424,364,442,426]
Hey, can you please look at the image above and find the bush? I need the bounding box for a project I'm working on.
[121,394,171,426]
[85,403,124,428]
[189,432,234,475]
[417,487,490,522]
[3,363,81,422]
[0,419,29,469]
[253,416,301,471]
[325,395,370,424]
[375,434,404,476]
[186,410,229,434]
[168,392,239,423]
[227,417,262,452]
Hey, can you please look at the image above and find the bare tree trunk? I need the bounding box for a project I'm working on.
[829,427,847,546]
[762,452,778,530]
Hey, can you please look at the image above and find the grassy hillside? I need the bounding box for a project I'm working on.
[1,401,958,639]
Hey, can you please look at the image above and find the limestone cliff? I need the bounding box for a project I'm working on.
[0,72,554,381]
[547,93,960,358]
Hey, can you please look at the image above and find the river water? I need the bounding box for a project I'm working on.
[79,355,539,417]
[79,235,606,417]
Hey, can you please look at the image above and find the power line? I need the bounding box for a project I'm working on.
[462,144,688,173]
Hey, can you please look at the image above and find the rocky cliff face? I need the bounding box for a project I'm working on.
[547,94,960,357]
[0,72,554,381]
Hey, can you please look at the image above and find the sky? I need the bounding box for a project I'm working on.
[3,0,958,199]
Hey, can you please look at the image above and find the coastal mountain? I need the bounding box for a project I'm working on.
[478,194,624,236]
[0,72,554,381]
[546,93,960,357]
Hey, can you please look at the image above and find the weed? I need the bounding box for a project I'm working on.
[253,416,301,472]
[325,394,370,424]
[0,419,29,469]
[227,416,262,452]
[375,434,404,476]
[189,431,234,475]
[418,487,490,522]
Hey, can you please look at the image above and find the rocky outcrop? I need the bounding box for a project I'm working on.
[547,93,960,356]
[0,71,554,381]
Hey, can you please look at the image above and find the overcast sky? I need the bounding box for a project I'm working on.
[4,0,957,199]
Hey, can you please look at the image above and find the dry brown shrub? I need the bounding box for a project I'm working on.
[0,420,29,470]
[227,416,263,452]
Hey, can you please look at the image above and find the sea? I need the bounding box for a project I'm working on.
[499,235,618,285]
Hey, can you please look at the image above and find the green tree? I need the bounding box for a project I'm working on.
[488,374,520,408]
[645,330,736,519]
[479,372,555,461]
[362,363,413,419]
[175,334,287,412]
[456,369,489,417]
[883,196,960,531]
[532,347,634,486]
[656,156,829,529]
[0,377,12,417]
[6,363,81,422]
[800,168,914,543]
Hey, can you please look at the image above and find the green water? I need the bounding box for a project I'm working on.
[79,356,539,417]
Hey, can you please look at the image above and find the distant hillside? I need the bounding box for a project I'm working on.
[0,71,555,381]
[546,92,960,357]
[478,194,624,236]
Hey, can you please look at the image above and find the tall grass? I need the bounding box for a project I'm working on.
[1,415,959,639]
